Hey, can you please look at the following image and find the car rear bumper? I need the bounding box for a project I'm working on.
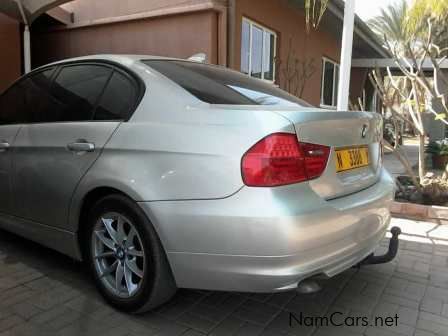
[139,168,395,292]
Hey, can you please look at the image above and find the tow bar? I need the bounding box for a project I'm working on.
[358,226,402,266]
[297,227,402,294]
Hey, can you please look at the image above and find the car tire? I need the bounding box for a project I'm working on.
[85,194,177,313]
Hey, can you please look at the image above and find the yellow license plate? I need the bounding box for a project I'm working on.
[335,147,370,173]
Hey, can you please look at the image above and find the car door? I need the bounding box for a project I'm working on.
[0,81,26,216]
[12,62,140,230]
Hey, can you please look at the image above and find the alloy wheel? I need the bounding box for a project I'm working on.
[92,212,146,299]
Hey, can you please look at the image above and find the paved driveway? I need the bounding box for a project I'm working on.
[383,141,419,179]
[0,218,447,336]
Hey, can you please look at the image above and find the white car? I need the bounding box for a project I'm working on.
[0,55,397,312]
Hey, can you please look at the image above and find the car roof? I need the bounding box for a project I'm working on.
[39,54,188,69]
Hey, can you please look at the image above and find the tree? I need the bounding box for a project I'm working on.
[369,0,411,49]
[289,0,329,31]
[368,0,448,198]
[276,38,317,98]
[407,0,448,50]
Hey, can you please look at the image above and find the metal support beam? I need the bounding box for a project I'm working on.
[23,24,31,73]
[352,58,448,69]
[47,6,73,25]
[15,0,31,73]
[337,0,356,111]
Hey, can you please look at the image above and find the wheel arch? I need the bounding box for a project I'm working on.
[76,186,129,260]
[78,188,178,311]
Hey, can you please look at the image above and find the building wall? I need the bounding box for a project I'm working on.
[350,68,368,99]
[233,0,341,107]
[350,67,369,108]
[0,14,21,93]
[233,0,369,108]
[61,0,227,22]
[31,0,371,109]
[32,10,219,67]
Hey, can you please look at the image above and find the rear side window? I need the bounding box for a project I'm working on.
[94,71,137,121]
[51,65,112,122]
[143,60,311,107]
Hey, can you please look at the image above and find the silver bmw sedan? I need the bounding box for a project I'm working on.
[0,55,395,312]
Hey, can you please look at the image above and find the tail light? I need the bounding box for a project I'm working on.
[241,133,330,187]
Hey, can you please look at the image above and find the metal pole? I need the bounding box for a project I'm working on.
[23,25,31,73]
[15,0,31,73]
[337,0,356,111]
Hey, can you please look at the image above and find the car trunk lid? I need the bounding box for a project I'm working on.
[275,109,383,199]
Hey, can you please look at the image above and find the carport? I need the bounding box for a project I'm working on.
[0,0,73,74]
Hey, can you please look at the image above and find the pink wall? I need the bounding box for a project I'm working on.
[61,0,227,22]
[0,14,21,93]
[32,11,219,67]
[234,0,341,106]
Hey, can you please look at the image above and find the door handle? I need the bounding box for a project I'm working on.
[67,141,95,153]
[0,141,10,151]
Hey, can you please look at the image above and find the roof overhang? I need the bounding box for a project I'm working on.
[0,0,73,24]
[289,0,391,59]
[352,58,448,70]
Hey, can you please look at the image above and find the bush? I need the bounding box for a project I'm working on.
[425,140,448,156]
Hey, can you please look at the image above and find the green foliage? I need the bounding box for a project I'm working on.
[435,113,447,121]
[407,0,448,49]
[407,0,448,32]
[368,0,448,52]
[425,140,448,156]
[368,0,411,46]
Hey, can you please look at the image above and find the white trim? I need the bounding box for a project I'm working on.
[337,0,355,111]
[320,57,340,108]
[23,25,31,74]
[241,17,277,82]
[15,0,31,73]
[242,17,276,40]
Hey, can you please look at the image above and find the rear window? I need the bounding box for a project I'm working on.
[142,60,312,107]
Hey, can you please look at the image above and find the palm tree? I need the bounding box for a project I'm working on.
[368,0,448,54]
[368,0,411,49]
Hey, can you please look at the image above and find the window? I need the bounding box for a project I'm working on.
[144,60,311,107]
[321,58,340,108]
[0,63,140,125]
[94,71,137,121]
[51,65,112,122]
[0,68,55,125]
[24,69,59,123]
[0,82,26,125]
[241,18,276,81]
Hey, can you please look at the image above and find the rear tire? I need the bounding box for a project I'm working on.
[85,194,177,313]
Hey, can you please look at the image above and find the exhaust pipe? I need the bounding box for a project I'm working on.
[358,226,401,266]
[297,227,401,294]
[297,279,322,294]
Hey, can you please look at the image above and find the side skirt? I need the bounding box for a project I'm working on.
[0,212,82,260]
